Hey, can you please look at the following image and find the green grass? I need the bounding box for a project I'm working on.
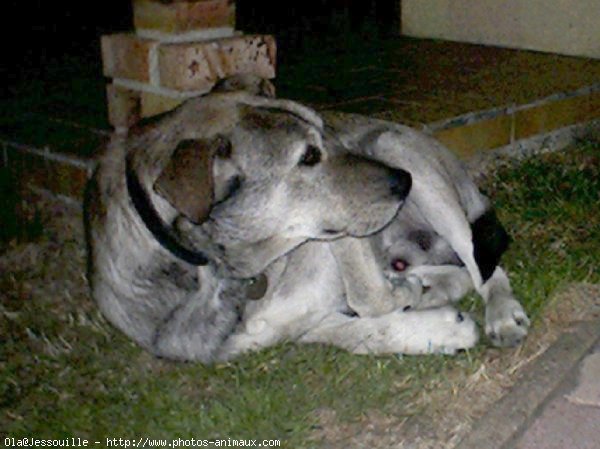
[484,139,600,320]
[1,140,598,447]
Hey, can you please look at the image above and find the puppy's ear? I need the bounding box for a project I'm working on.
[212,74,276,98]
[154,137,226,224]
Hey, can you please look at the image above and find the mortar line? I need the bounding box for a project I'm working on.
[0,139,94,171]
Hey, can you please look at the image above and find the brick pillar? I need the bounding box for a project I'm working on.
[101,0,276,132]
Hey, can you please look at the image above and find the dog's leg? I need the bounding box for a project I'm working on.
[299,307,478,355]
[215,242,349,361]
[409,264,529,346]
[152,278,244,363]
[407,264,474,308]
[481,266,530,347]
[329,238,422,316]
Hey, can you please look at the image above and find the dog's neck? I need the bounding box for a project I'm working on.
[125,160,210,266]
[125,159,270,300]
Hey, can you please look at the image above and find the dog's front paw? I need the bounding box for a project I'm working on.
[395,307,479,355]
[426,308,479,354]
[485,296,530,347]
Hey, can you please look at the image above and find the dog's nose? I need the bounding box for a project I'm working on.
[389,168,412,200]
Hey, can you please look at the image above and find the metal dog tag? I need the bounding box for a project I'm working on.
[246,274,268,300]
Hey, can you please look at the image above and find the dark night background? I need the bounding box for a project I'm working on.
[5,0,399,83]
[1,0,400,241]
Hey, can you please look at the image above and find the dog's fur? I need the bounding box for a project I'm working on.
[321,111,529,347]
[86,78,529,363]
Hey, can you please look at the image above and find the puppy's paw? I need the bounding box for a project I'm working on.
[485,296,530,347]
[404,265,473,309]
[418,289,455,309]
[390,275,423,310]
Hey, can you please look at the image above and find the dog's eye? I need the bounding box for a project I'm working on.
[215,137,232,159]
[298,145,322,167]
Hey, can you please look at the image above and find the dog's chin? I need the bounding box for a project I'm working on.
[222,263,265,280]
[218,233,312,279]
[216,246,281,280]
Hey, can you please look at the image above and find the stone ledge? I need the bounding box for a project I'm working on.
[427,84,600,158]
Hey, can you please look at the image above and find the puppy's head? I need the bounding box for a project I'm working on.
[137,93,411,277]
[211,74,276,98]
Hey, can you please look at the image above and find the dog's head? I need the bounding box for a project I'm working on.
[130,92,411,277]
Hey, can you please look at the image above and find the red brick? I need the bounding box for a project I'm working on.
[140,91,185,118]
[158,34,276,91]
[106,84,142,129]
[47,161,89,199]
[133,0,236,33]
[8,149,88,200]
[101,34,155,82]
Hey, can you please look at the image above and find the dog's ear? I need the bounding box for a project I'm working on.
[154,137,226,224]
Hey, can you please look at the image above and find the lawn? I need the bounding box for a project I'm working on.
[1,139,598,447]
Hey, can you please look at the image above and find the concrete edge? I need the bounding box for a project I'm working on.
[424,83,600,133]
[466,118,600,180]
[455,320,600,449]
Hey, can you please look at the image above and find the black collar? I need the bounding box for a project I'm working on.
[125,159,210,266]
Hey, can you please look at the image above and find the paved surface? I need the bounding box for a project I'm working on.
[6,38,600,158]
[457,320,600,449]
[515,343,600,449]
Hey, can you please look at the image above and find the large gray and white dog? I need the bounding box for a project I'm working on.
[86,78,529,363]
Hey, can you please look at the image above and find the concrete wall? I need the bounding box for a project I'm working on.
[402,0,600,59]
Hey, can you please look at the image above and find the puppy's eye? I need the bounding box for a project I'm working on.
[298,145,322,167]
